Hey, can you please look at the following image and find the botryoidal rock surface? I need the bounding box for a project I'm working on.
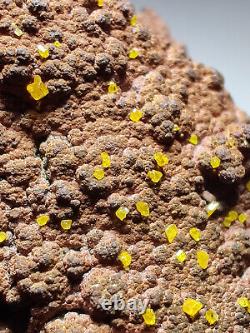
[0,0,249,332]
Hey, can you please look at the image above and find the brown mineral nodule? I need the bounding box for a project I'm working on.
[0,0,249,332]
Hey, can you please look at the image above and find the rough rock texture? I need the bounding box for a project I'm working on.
[0,0,249,332]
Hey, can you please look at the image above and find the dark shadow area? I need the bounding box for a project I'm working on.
[0,92,29,114]
[0,301,30,333]
[203,174,239,208]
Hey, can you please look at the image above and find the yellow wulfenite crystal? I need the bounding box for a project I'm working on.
[36,214,50,227]
[206,201,220,217]
[147,170,163,183]
[227,210,238,221]
[101,152,111,168]
[154,152,169,167]
[130,15,137,27]
[61,219,72,230]
[53,41,61,48]
[129,48,139,59]
[223,210,239,227]
[136,201,150,217]
[108,81,119,94]
[246,180,250,192]
[189,227,201,242]
[210,156,221,169]
[93,167,105,180]
[237,297,249,308]
[176,250,187,263]
[118,250,132,270]
[37,44,50,59]
[142,308,156,326]
[182,298,203,318]
[12,23,23,37]
[116,207,129,221]
[165,224,178,244]
[205,309,219,325]
[173,124,180,132]
[238,213,247,223]
[97,0,104,7]
[189,228,201,242]
[129,108,143,122]
[27,75,49,101]
[197,250,209,269]
[223,216,232,228]
[188,134,199,145]
[0,231,7,243]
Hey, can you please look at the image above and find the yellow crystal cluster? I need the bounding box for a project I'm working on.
[118,250,132,270]
[27,75,49,101]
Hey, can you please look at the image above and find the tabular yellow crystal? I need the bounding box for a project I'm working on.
[136,201,150,217]
[147,170,163,183]
[53,41,61,48]
[93,167,105,180]
[238,213,247,224]
[165,224,178,244]
[129,108,143,122]
[61,219,72,230]
[97,0,104,7]
[130,15,137,27]
[210,156,221,169]
[223,216,232,228]
[205,309,219,325]
[154,152,169,167]
[182,298,203,318]
[37,44,50,59]
[118,250,132,270]
[206,201,220,218]
[227,210,238,222]
[188,134,199,145]
[108,81,119,94]
[176,249,187,263]
[197,250,209,269]
[129,48,139,59]
[27,75,49,101]
[101,152,111,168]
[237,297,249,308]
[0,231,7,243]
[36,214,50,227]
[189,227,201,242]
[142,308,156,326]
[173,124,180,132]
[116,207,129,221]
[12,23,23,37]
[246,180,250,192]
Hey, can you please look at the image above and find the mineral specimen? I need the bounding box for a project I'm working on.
[0,0,249,332]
